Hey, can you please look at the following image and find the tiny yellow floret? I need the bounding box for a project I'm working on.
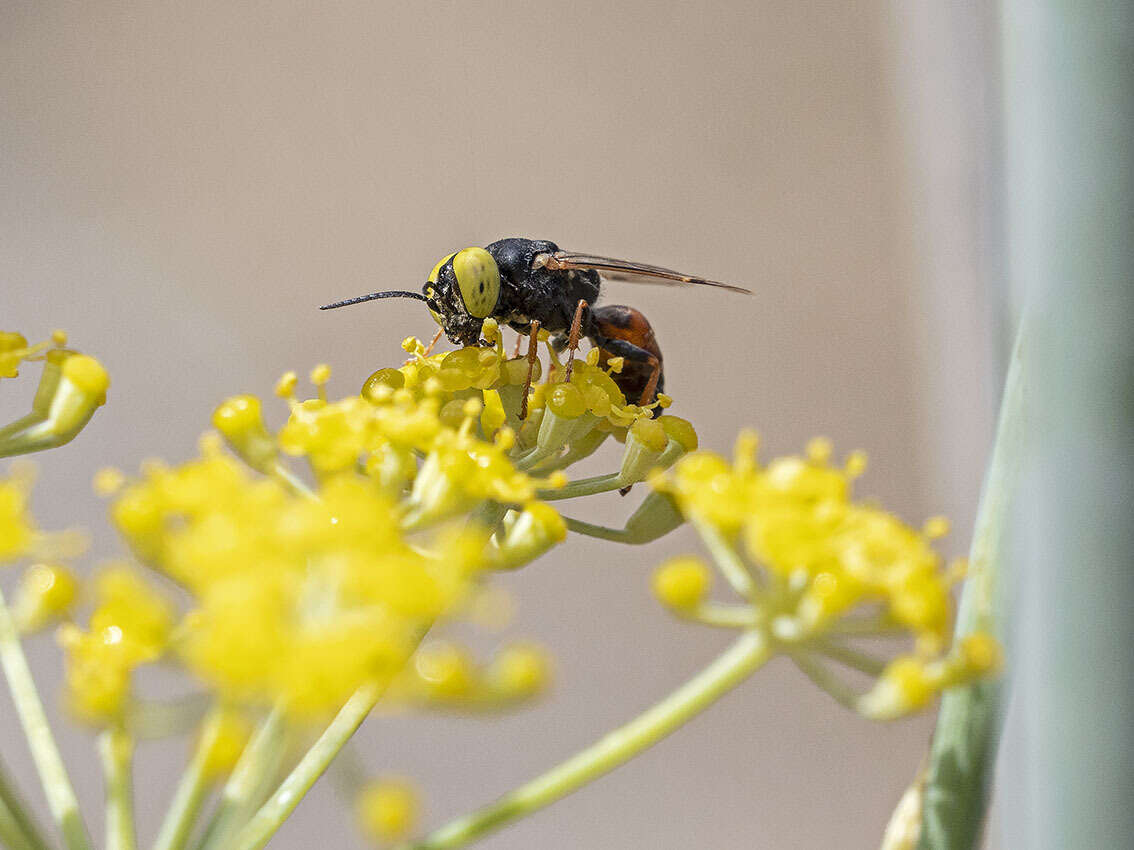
[356,778,419,843]
[653,557,711,610]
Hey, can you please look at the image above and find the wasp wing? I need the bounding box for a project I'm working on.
[539,251,751,295]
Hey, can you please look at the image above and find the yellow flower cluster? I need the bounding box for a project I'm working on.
[106,440,483,717]
[58,565,174,722]
[1,329,110,459]
[75,336,651,721]
[652,433,1000,719]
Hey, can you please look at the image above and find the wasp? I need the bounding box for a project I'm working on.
[321,237,749,409]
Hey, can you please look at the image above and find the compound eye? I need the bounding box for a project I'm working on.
[452,247,500,318]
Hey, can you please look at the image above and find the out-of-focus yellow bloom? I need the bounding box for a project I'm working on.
[11,562,79,633]
[0,466,37,561]
[58,565,174,724]
[653,557,712,611]
[486,642,553,699]
[108,443,482,716]
[653,433,1001,719]
[200,708,254,780]
[356,778,419,844]
[395,639,553,711]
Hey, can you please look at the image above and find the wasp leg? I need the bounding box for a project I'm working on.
[588,335,662,406]
[563,299,587,383]
[512,332,525,358]
[421,327,444,357]
[519,320,541,420]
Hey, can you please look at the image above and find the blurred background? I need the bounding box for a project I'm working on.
[2,2,1006,848]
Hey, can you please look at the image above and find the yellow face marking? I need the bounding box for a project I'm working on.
[428,252,457,285]
[452,247,500,318]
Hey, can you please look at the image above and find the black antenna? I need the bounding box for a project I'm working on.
[319,290,428,310]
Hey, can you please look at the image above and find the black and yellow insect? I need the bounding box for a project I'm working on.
[320,237,749,405]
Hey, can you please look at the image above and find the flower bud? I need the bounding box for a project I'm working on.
[488,643,552,698]
[361,367,405,404]
[857,657,933,720]
[356,778,419,844]
[480,389,507,436]
[0,351,109,458]
[0,331,30,378]
[12,563,79,633]
[212,395,277,473]
[492,502,566,569]
[652,556,712,610]
[617,417,669,486]
[413,642,476,699]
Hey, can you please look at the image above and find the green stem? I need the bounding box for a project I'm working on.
[0,756,50,850]
[152,707,225,850]
[536,472,621,500]
[789,651,861,711]
[0,586,92,850]
[692,519,759,600]
[98,727,137,850]
[814,639,887,676]
[685,602,759,630]
[230,680,388,850]
[0,767,47,850]
[195,706,285,850]
[406,630,770,850]
[916,319,1025,849]
[0,803,40,850]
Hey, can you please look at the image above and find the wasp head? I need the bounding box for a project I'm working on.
[423,247,502,346]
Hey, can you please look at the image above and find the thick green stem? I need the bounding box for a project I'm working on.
[0,586,92,850]
[406,630,770,850]
[98,728,137,850]
[195,706,285,850]
[915,320,1025,849]
[230,680,387,850]
[152,707,225,850]
[0,764,47,850]
[0,756,50,850]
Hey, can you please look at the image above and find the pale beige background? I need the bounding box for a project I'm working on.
[1,2,1000,848]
